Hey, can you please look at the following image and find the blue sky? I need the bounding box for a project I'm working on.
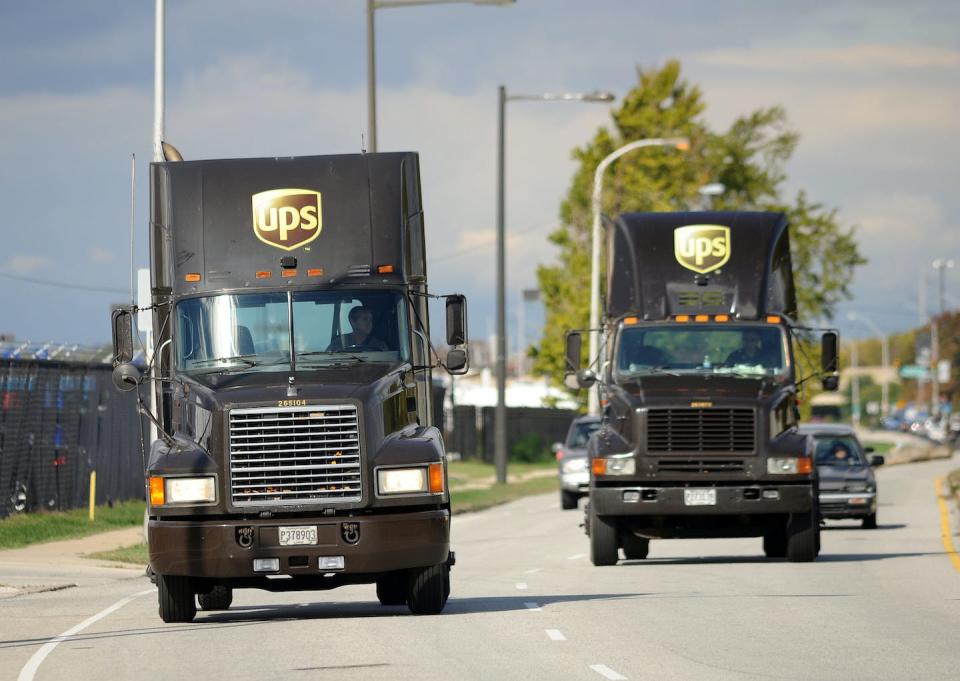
[0,0,958,348]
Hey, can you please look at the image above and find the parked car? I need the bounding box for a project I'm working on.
[798,424,884,529]
[554,415,601,510]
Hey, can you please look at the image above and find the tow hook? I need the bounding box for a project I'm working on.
[236,526,254,549]
[341,522,360,545]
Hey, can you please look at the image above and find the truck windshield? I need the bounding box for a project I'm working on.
[614,324,788,380]
[175,290,410,374]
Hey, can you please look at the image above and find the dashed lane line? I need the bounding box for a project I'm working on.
[523,568,542,574]
[516,582,528,590]
[18,589,153,681]
[567,553,586,560]
[590,664,627,680]
[545,629,566,641]
[935,477,960,574]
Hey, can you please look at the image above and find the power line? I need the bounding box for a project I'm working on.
[0,270,127,295]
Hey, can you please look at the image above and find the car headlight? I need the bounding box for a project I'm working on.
[845,482,871,493]
[767,457,812,475]
[562,457,588,474]
[591,455,635,476]
[378,464,444,495]
[150,476,216,505]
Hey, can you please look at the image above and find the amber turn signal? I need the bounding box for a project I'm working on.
[591,458,606,476]
[184,273,201,282]
[149,476,165,506]
[797,457,813,475]
[428,463,444,493]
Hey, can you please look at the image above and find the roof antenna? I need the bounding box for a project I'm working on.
[361,132,367,154]
[129,153,136,305]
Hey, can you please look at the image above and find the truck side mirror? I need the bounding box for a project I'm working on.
[869,454,885,467]
[821,331,839,391]
[445,295,467,347]
[111,306,136,365]
[446,348,468,375]
[577,369,598,389]
[565,332,582,375]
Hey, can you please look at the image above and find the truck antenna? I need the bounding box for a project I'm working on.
[129,153,136,305]
[361,133,367,154]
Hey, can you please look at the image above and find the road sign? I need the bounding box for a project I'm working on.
[899,365,930,380]
[937,359,951,383]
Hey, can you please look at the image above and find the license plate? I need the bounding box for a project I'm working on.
[278,526,318,546]
[684,488,717,506]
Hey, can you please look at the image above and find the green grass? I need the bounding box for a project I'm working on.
[447,459,554,489]
[865,441,895,454]
[451,474,558,515]
[0,500,145,551]
[87,542,149,565]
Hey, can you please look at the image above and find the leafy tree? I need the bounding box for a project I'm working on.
[534,60,865,399]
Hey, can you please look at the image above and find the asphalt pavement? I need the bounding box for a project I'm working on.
[2,453,959,681]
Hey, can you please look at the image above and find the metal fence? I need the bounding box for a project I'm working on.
[0,357,145,519]
[445,405,577,462]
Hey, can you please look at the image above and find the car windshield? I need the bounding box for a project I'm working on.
[813,435,865,466]
[567,421,600,448]
[615,324,788,379]
[175,290,410,374]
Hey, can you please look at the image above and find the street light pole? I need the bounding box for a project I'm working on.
[850,339,861,427]
[494,86,615,484]
[847,312,890,417]
[366,0,514,153]
[587,137,689,415]
[931,259,955,415]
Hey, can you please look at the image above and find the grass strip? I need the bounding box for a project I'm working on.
[0,500,145,550]
[87,542,149,565]
[451,474,557,515]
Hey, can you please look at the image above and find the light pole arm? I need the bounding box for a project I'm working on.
[587,137,689,415]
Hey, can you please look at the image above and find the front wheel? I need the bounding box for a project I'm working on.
[620,533,649,560]
[406,563,450,615]
[763,530,787,558]
[157,574,196,623]
[376,571,408,606]
[197,586,232,611]
[862,512,878,529]
[588,505,619,566]
[560,490,579,510]
[786,510,819,562]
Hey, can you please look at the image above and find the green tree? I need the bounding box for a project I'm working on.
[535,60,865,398]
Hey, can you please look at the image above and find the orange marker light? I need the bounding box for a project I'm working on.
[281,268,297,278]
[184,273,201,282]
[149,476,165,506]
[675,141,690,151]
[591,458,607,476]
[307,268,324,277]
[675,315,690,323]
[715,314,729,322]
[428,463,444,493]
[797,457,813,475]
[255,271,272,279]
[695,314,709,322]
[766,315,782,324]
[378,264,394,274]
[624,316,639,326]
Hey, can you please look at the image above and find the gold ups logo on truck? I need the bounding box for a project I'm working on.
[252,189,322,251]
[674,224,730,274]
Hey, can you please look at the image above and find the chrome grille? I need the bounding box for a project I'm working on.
[647,408,755,454]
[656,459,746,474]
[229,405,361,506]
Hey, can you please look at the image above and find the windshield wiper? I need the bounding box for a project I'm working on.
[296,351,367,363]
[624,366,680,377]
[189,355,258,368]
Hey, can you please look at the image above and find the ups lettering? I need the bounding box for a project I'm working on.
[255,206,319,241]
[251,188,323,251]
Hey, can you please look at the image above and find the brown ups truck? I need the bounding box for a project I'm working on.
[565,212,839,565]
[111,151,468,622]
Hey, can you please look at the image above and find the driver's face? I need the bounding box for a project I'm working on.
[350,311,373,335]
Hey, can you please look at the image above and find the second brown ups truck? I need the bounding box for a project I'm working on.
[565,212,839,565]
[111,151,468,622]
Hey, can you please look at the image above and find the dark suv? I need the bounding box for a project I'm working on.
[554,416,601,510]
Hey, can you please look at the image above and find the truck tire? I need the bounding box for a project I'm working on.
[376,571,408,606]
[763,530,787,558]
[560,490,578,510]
[197,586,232,611]
[862,512,877,529]
[785,510,819,562]
[406,563,449,615]
[157,574,197,623]
[620,533,649,560]
[589,506,619,566]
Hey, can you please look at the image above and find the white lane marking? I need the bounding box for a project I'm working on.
[18,589,153,681]
[515,582,528,590]
[590,664,627,680]
[546,629,566,641]
[523,568,542,574]
[524,602,542,611]
[567,553,586,560]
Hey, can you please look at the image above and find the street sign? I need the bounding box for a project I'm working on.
[899,365,930,380]
[937,359,951,383]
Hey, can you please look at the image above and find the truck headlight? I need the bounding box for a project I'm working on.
[378,463,444,495]
[165,476,216,504]
[591,455,635,476]
[562,457,588,474]
[767,457,812,475]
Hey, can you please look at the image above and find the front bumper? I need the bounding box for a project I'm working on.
[149,509,450,578]
[819,491,876,518]
[591,483,814,517]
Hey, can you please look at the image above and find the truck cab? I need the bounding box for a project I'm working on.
[565,212,839,565]
[111,151,468,621]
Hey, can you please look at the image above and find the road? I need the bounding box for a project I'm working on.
[2,454,959,681]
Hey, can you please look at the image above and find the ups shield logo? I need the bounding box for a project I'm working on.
[674,224,731,274]
[252,189,322,251]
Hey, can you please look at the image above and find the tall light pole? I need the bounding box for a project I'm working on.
[849,339,861,427]
[587,137,690,415]
[366,0,514,153]
[495,86,615,484]
[931,259,955,415]
[847,311,890,417]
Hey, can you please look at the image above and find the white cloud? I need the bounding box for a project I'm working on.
[690,44,960,72]
[88,247,115,263]
[0,255,53,275]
